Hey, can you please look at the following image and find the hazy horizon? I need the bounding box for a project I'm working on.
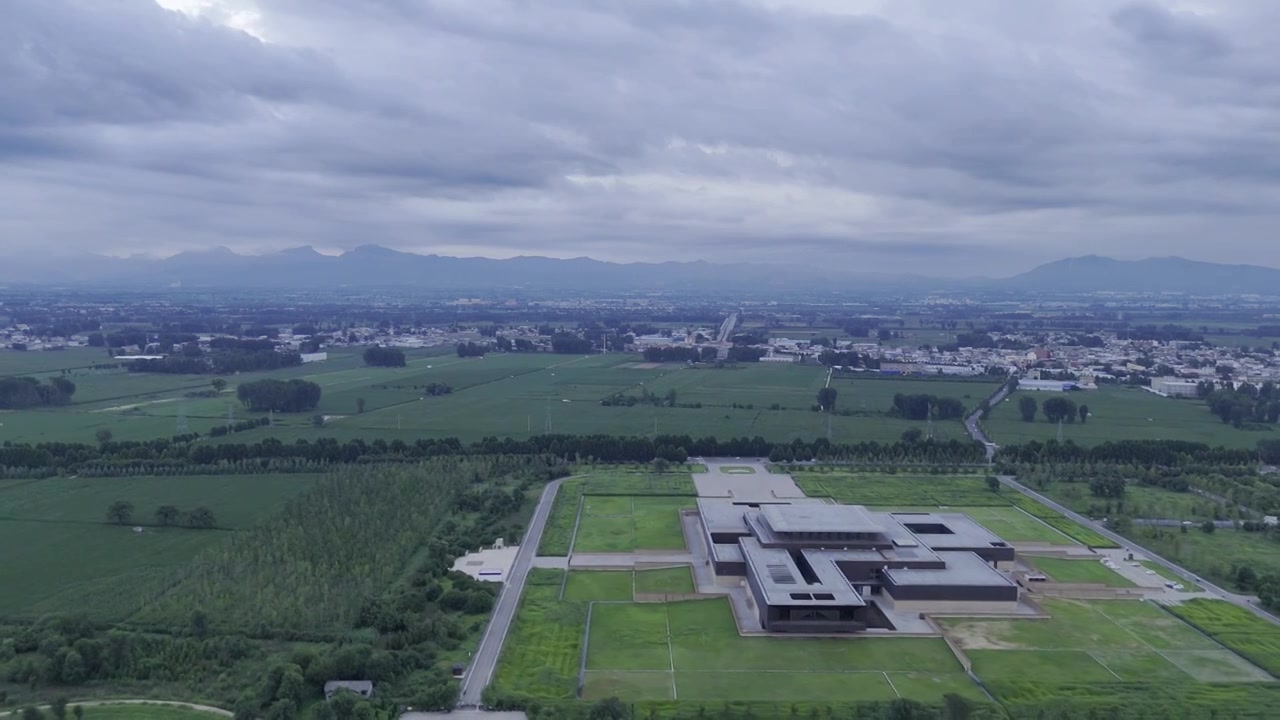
[4,1,1279,276]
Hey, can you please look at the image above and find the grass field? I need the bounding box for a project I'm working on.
[1043,482,1230,523]
[2,351,1004,445]
[946,506,1077,544]
[0,474,320,620]
[563,571,634,602]
[942,598,1271,684]
[582,598,983,702]
[491,569,584,700]
[985,386,1268,449]
[1131,526,1280,590]
[794,473,1007,507]
[1027,557,1136,587]
[635,566,694,595]
[574,496,693,553]
[1168,598,1280,677]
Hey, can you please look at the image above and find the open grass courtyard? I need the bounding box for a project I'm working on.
[582,598,983,703]
[573,495,693,553]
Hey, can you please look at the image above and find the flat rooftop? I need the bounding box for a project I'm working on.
[697,496,827,536]
[762,503,883,534]
[741,536,865,607]
[883,551,1018,588]
[890,512,1011,551]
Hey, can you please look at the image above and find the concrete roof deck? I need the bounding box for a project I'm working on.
[697,496,827,536]
[888,511,1011,552]
[740,536,865,607]
[882,551,1018,588]
[762,503,883,535]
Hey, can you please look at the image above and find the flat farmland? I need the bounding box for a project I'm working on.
[984,386,1266,449]
[582,598,982,703]
[0,347,114,375]
[941,598,1271,685]
[828,375,1000,415]
[0,474,321,620]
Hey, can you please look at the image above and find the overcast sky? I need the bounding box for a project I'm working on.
[3,1,1278,276]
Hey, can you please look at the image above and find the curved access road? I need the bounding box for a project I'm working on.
[457,477,566,707]
[999,474,1280,625]
[0,700,231,718]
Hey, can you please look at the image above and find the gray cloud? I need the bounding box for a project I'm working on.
[1,0,1278,276]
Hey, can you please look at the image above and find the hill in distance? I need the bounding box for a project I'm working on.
[1,247,1278,296]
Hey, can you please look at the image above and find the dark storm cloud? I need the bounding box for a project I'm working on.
[1,0,1279,275]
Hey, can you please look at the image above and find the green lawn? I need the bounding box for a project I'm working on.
[490,570,585,701]
[941,598,1270,685]
[538,477,585,556]
[0,474,320,620]
[985,386,1269,449]
[1028,557,1136,587]
[950,506,1077,545]
[793,473,1003,507]
[1168,598,1280,677]
[573,496,693,553]
[634,566,695,595]
[563,572,633,602]
[583,598,981,703]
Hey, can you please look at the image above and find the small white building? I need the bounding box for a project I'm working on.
[1150,377,1200,398]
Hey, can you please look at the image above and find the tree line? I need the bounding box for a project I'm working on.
[236,379,323,413]
[105,500,218,529]
[1017,395,1089,424]
[128,349,303,375]
[0,433,988,479]
[362,347,406,367]
[0,377,76,409]
[890,393,965,421]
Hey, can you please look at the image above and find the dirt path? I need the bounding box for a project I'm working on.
[0,700,231,718]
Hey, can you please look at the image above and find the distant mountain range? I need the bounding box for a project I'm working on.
[1,247,1278,296]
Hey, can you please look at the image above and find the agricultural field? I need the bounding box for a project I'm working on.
[582,599,982,703]
[984,386,1267,449]
[0,347,113,375]
[0,474,321,620]
[1026,557,1136,587]
[3,351,1003,445]
[1130,525,1280,590]
[573,496,694,553]
[1168,598,1280,677]
[561,567,694,602]
[942,598,1272,685]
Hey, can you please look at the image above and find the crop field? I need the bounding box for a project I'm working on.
[582,598,982,702]
[0,474,321,620]
[984,386,1266,449]
[942,598,1272,685]
[1168,599,1280,677]
[491,569,585,700]
[1132,526,1280,589]
[4,351,1003,445]
[1027,557,1136,587]
[574,496,694,553]
[827,374,1000,415]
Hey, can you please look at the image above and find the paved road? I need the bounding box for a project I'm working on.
[715,312,739,344]
[965,377,1014,462]
[0,700,231,718]
[998,474,1280,625]
[457,477,566,707]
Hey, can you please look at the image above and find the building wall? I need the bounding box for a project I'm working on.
[884,598,1020,614]
[881,581,1018,604]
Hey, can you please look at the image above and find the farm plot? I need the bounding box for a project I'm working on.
[573,496,694,553]
[490,569,585,701]
[957,506,1077,544]
[1168,598,1280,677]
[0,474,321,620]
[794,473,1006,507]
[582,598,981,703]
[941,598,1271,685]
[985,386,1264,449]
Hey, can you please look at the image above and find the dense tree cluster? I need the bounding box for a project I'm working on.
[550,332,592,354]
[456,342,488,358]
[889,393,965,421]
[236,379,322,413]
[726,346,766,362]
[0,377,76,409]
[1041,396,1079,424]
[818,349,880,368]
[641,346,717,363]
[362,347,406,367]
[1204,382,1280,427]
[600,388,684,408]
[128,350,303,375]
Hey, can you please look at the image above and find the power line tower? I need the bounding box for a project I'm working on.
[544,403,552,434]
[176,404,189,434]
[1056,418,1064,443]
[925,403,935,441]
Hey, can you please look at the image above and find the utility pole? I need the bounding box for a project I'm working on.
[1056,418,1064,443]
